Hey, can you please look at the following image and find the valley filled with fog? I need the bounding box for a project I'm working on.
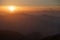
[0,10,60,38]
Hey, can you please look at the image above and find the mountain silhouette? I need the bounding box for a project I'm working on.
[0,30,24,40]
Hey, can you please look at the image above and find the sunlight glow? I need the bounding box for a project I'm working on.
[8,6,16,12]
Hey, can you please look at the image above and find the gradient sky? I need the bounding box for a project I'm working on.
[0,0,60,6]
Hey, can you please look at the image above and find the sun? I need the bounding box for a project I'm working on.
[8,6,16,12]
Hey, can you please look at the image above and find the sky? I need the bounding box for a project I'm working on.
[0,0,60,6]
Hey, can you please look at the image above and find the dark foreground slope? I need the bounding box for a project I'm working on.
[41,34,60,40]
[0,30,24,40]
[0,30,60,40]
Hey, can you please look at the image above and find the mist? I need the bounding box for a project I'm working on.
[0,10,60,38]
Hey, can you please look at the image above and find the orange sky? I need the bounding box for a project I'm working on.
[0,6,60,12]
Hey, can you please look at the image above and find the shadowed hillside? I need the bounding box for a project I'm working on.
[0,30,24,40]
[41,34,60,40]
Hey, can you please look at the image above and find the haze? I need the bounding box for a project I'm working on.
[0,0,60,6]
[0,0,60,39]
